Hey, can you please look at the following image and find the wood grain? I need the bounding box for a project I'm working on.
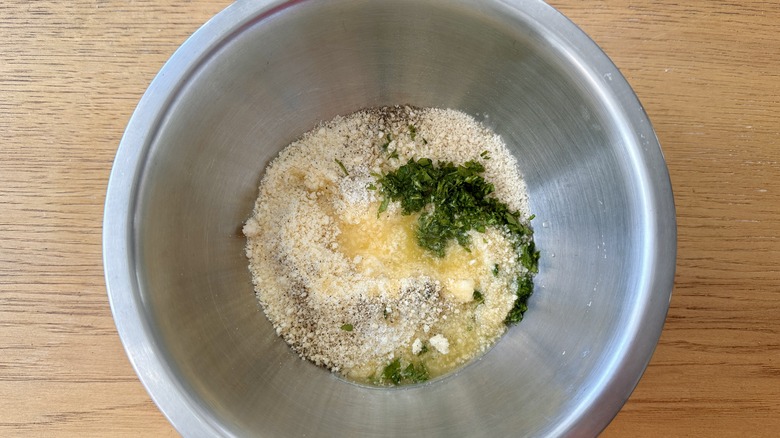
[1,1,779,436]
[0,1,229,436]
[550,1,780,436]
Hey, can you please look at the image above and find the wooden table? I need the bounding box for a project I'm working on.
[2,1,779,436]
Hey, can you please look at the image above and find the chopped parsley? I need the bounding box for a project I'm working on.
[409,124,417,140]
[505,275,534,324]
[473,290,484,304]
[340,323,354,332]
[334,159,349,176]
[520,240,540,274]
[377,197,390,217]
[380,358,429,385]
[376,157,539,325]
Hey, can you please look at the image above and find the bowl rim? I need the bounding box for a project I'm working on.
[103,0,676,436]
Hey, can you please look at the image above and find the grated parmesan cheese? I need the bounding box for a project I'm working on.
[429,334,450,355]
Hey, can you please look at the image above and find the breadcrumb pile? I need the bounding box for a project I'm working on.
[244,106,531,383]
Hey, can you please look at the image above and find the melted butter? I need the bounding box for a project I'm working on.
[335,203,517,384]
[337,205,490,302]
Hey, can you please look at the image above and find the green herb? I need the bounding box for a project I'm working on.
[480,150,491,160]
[505,275,534,324]
[473,290,484,304]
[367,183,377,190]
[381,358,429,385]
[403,362,429,382]
[377,197,389,217]
[341,323,354,332]
[388,149,399,160]
[382,358,402,384]
[409,124,417,140]
[520,240,540,274]
[418,344,429,355]
[335,159,349,176]
[376,156,539,324]
[377,158,533,257]
[492,264,499,277]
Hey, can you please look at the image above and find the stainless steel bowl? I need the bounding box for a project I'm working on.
[104,0,676,436]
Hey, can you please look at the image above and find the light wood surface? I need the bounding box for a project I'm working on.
[2,1,779,436]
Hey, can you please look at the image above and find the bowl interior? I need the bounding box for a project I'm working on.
[112,0,675,436]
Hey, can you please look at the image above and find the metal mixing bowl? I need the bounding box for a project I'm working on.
[103,0,676,436]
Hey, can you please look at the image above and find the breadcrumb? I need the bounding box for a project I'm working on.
[244,106,531,383]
